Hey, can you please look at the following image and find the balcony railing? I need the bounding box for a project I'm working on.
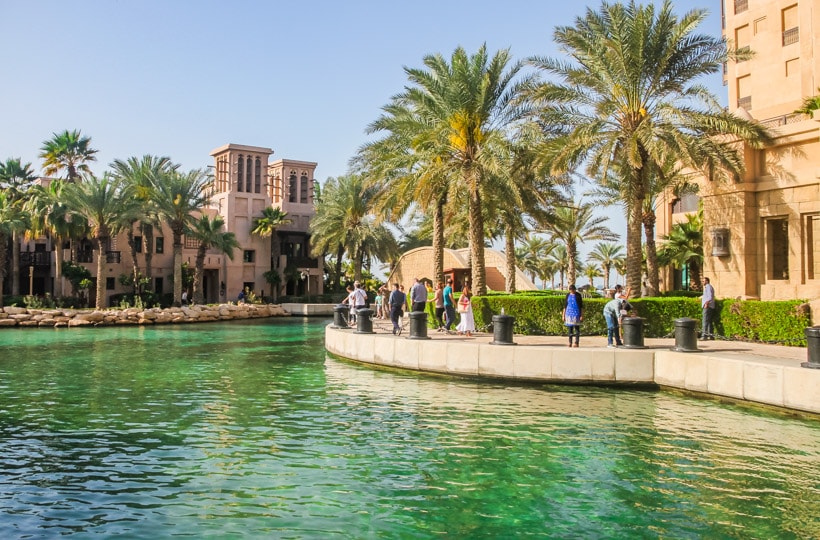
[288,256,319,269]
[734,0,748,14]
[737,96,752,110]
[783,27,799,46]
[19,252,51,267]
[106,251,121,264]
[76,252,93,263]
[760,112,810,128]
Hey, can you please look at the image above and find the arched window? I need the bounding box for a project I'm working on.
[237,155,244,192]
[289,171,297,203]
[255,158,262,193]
[246,155,253,192]
[300,173,308,203]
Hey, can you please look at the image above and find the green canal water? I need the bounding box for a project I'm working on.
[0,318,818,539]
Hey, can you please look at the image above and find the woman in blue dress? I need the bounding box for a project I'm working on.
[562,284,583,347]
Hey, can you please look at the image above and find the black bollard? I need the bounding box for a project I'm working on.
[332,304,350,329]
[621,317,647,349]
[408,311,430,340]
[490,313,516,346]
[672,317,701,352]
[802,327,820,368]
[355,308,374,334]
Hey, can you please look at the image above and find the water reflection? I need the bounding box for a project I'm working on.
[0,320,816,538]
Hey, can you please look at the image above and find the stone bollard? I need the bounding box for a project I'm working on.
[802,327,820,369]
[355,308,374,334]
[332,304,350,329]
[490,313,516,346]
[621,317,646,349]
[672,317,701,352]
[408,311,430,340]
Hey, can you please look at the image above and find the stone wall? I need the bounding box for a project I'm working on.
[0,303,289,328]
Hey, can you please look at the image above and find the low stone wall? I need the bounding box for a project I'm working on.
[0,303,289,328]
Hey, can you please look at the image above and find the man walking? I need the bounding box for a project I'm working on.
[443,278,456,332]
[409,278,428,313]
[701,277,716,340]
[388,282,407,335]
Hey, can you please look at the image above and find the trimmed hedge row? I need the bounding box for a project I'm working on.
[471,295,811,346]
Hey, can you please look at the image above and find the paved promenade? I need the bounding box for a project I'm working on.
[326,322,819,416]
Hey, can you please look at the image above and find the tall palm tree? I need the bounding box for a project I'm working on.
[0,192,27,306]
[549,244,570,290]
[516,234,554,286]
[25,180,79,297]
[251,206,291,287]
[526,0,770,296]
[110,155,179,290]
[0,158,37,295]
[540,200,617,287]
[189,214,240,304]
[659,210,704,289]
[61,175,136,308]
[39,129,98,182]
[366,44,530,295]
[150,168,211,306]
[582,262,602,289]
[587,242,625,290]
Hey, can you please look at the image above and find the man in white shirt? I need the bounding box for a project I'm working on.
[701,277,716,340]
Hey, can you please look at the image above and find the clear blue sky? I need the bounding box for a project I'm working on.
[1,0,725,256]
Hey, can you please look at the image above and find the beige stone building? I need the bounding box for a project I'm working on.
[387,247,538,292]
[15,143,321,305]
[657,0,820,303]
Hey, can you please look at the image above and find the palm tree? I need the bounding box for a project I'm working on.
[659,210,704,290]
[526,0,770,296]
[150,168,211,306]
[587,242,625,290]
[61,175,136,308]
[0,192,27,307]
[516,234,554,286]
[25,180,79,297]
[251,206,291,290]
[39,129,98,182]
[539,200,617,288]
[582,262,603,289]
[549,244,570,290]
[110,155,179,291]
[189,215,240,304]
[795,88,820,114]
[366,44,530,295]
[0,158,37,295]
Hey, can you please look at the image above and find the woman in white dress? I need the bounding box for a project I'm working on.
[456,285,475,337]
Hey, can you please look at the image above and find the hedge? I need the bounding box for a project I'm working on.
[471,295,811,346]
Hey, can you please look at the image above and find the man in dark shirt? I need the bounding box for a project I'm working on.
[388,282,407,335]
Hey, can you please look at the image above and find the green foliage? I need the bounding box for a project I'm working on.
[61,260,93,294]
[719,300,810,345]
[472,294,810,345]
[23,294,55,309]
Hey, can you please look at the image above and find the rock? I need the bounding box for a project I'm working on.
[0,319,18,326]
[68,319,93,327]
[3,306,27,315]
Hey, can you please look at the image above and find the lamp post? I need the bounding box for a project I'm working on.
[29,265,34,296]
[300,269,310,302]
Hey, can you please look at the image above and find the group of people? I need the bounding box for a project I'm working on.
[563,277,718,347]
[347,277,475,337]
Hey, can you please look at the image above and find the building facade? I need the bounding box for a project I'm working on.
[12,143,321,305]
[658,0,820,303]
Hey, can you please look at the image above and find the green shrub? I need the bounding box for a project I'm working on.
[471,294,810,346]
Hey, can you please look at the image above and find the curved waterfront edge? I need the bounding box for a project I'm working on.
[325,325,820,416]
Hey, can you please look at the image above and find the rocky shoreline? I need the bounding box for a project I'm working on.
[0,303,289,328]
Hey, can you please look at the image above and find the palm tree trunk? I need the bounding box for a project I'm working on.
[143,224,154,291]
[643,210,659,296]
[433,198,445,284]
[127,227,140,294]
[505,226,516,294]
[54,236,64,297]
[0,232,7,307]
[95,237,106,308]
[468,182,486,295]
[603,263,611,290]
[626,199,644,298]
[353,250,363,283]
[334,244,344,291]
[567,240,577,287]
[12,231,20,295]
[173,231,183,306]
[193,246,207,304]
